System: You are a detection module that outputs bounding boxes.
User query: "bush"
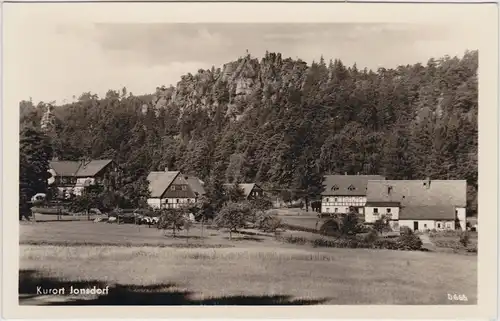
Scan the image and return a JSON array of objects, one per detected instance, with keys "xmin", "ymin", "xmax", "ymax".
[
  {"xmin": 340, "ymin": 213, "xmax": 360, "ymax": 236},
  {"xmin": 397, "ymin": 230, "xmax": 423, "ymax": 250},
  {"xmin": 459, "ymin": 232, "xmax": 470, "ymax": 247},
  {"xmin": 281, "ymin": 235, "xmax": 308, "ymax": 245},
  {"xmin": 362, "ymin": 229, "xmax": 379, "ymax": 243},
  {"xmin": 319, "ymin": 219, "xmax": 340, "ymax": 237},
  {"xmin": 281, "ymin": 223, "xmax": 320, "ymax": 234},
  {"xmin": 467, "ymin": 246, "xmax": 478, "ymax": 253},
  {"xmin": 256, "ymin": 210, "xmax": 283, "ymax": 235}
]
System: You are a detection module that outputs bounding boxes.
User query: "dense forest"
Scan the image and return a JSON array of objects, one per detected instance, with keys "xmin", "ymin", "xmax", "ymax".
[{"xmin": 19, "ymin": 50, "xmax": 478, "ymax": 215}]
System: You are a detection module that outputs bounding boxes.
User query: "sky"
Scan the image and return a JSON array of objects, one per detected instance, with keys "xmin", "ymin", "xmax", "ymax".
[{"xmin": 7, "ymin": 20, "xmax": 480, "ymax": 105}]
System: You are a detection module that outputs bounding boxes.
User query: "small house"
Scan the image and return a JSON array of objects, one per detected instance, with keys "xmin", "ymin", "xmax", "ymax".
[
  {"xmin": 147, "ymin": 170, "xmax": 206, "ymax": 209},
  {"xmin": 223, "ymin": 183, "xmax": 264, "ymax": 200}
]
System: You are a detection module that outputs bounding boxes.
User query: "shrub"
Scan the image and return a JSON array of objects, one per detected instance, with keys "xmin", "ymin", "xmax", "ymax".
[
  {"xmin": 459, "ymin": 232, "xmax": 470, "ymax": 247},
  {"xmin": 467, "ymin": 246, "xmax": 478, "ymax": 253},
  {"xmin": 319, "ymin": 219, "xmax": 340, "ymax": 237},
  {"xmin": 281, "ymin": 235, "xmax": 308, "ymax": 245},
  {"xmin": 214, "ymin": 201, "xmax": 253, "ymax": 240},
  {"xmin": 340, "ymin": 212, "xmax": 360, "ymax": 236},
  {"xmin": 256, "ymin": 210, "xmax": 283, "ymax": 235},
  {"xmin": 281, "ymin": 223, "xmax": 319, "ymax": 234},
  {"xmin": 399, "ymin": 226, "xmax": 413, "ymax": 235},
  {"xmin": 397, "ymin": 230, "xmax": 423, "ymax": 250},
  {"xmin": 362, "ymin": 229, "xmax": 379, "ymax": 243}
]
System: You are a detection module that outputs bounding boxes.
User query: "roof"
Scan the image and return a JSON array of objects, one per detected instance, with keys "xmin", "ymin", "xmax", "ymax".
[
  {"xmin": 49, "ymin": 159, "xmax": 114, "ymax": 177},
  {"xmin": 366, "ymin": 180, "xmax": 467, "ymax": 207},
  {"xmin": 365, "ymin": 201, "xmax": 401, "ymax": 207},
  {"xmin": 399, "ymin": 206, "xmax": 456, "ymax": 220},
  {"xmin": 49, "ymin": 161, "xmax": 81, "ymax": 176},
  {"xmin": 322, "ymin": 175, "xmax": 386, "ymax": 196},
  {"xmin": 147, "ymin": 171, "xmax": 180, "ymax": 198},
  {"xmin": 75, "ymin": 159, "xmax": 113, "ymax": 177},
  {"xmin": 223, "ymin": 183, "xmax": 261, "ymax": 198},
  {"xmin": 186, "ymin": 176, "xmax": 206, "ymax": 196}
]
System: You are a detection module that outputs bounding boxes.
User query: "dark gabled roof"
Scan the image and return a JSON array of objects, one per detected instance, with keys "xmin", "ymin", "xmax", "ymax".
[
  {"xmin": 399, "ymin": 206, "xmax": 456, "ymax": 220},
  {"xmin": 365, "ymin": 201, "xmax": 401, "ymax": 207},
  {"xmin": 223, "ymin": 183, "xmax": 261, "ymax": 198},
  {"xmin": 322, "ymin": 175, "xmax": 386, "ymax": 196},
  {"xmin": 49, "ymin": 161, "xmax": 81, "ymax": 176},
  {"xmin": 186, "ymin": 176, "xmax": 206, "ymax": 196},
  {"xmin": 49, "ymin": 159, "xmax": 114, "ymax": 177},
  {"xmin": 147, "ymin": 171, "xmax": 180, "ymax": 198},
  {"xmin": 75, "ymin": 159, "xmax": 113, "ymax": 177},
  {"xmin": 366, "ymin": 180, "xmax": 467, "ymax": 207}
]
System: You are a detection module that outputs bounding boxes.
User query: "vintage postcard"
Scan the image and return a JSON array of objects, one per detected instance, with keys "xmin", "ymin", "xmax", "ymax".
[{"xmin": 2, "ymin": 1, "xmax": 498, "ymax": 319}]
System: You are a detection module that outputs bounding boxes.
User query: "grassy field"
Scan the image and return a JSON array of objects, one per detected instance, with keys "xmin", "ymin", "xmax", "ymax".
[{"xmin": 19, "ymin": 220, "xmax": 477, "ymax": 305}]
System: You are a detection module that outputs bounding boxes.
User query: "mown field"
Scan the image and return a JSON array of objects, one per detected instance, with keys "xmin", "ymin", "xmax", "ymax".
[{"xmin": 19, "ymin": 218, "xmax": 477, "ymax": 305}]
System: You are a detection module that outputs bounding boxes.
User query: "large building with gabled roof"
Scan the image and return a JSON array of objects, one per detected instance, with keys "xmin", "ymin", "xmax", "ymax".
[
  {"xmin": 321, "ymin": 174, "xmax": 386, "ymax": 215},
  {"xmin": 365, "ymin": 178, "xmax": 467, "ymax": 231},
  {"xmin": 147, "ymin": 170, "xmax": 206, "ymax": 209},
  {"xmin": 48, "ymin": 159, "xmax": 118, "ymax": 197}
]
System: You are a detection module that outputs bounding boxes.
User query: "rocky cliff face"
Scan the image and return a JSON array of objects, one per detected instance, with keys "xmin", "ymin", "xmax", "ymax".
[{"xmin": 151, "ymin": 53, "xmax": 311, "ymax": 122}]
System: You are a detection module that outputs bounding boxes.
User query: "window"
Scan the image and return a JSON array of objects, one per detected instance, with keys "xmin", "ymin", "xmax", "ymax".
[
  {"xmin": 176, "ymin": 199, "xmax": 179, "ymax": 203},
  {"xmin": 171, "ymin": 185, "xmax": 176, "ymax": 191},
  {"xmin": 446, "ymin": 222, "xmax": 452, "ymax": 229},
  {"xmin": 424, "ymin": 224, "xmax": 427, "ymax": 228},
  {"xmin": 326, "ymin": 208, "xmax": 330, "ymax": 213},
  {"xmin": 334, "ymin": 198, "xmax": 338, "ymax": 202},
  {"xmin": 373, "ymin": 208, "xmax": 379, "ymax": 214},
  {"xmin": 347, "ymin": 185, "xmax": 355, "ymax": 191},
  {"xmin": 326, "ymin": 198, "xmax": 329, "ymax": 202},
  {"xmin": 181, "ymin": 185, "xmax": 187, "ymax": 191},
  {"xmin": 386, "ymin": 208, "xmax": 391, "ymax": 214},
  {"xmin": 332, "ymin": 185, "xmax": 339, "ymax": 191},
  {"xmin": 334, "ymin": 208, "xmax": 338, "ymax": 213},
  {"xmin": 437, "ymin": 223, "xmax": 442, "ymax": 228}
]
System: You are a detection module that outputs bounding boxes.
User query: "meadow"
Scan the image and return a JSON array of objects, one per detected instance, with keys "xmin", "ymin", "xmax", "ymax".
[{"xmin": 19, "ymin": 217, "xmax": 477, "ymax": 305}]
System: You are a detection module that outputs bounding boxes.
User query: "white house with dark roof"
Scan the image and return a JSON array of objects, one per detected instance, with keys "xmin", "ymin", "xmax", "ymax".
[
  {"xmin": 147, "ymin": 170, "xmax": 206, "ymax": 209},
  {"xmin": 321, "ymin": 174, "xmax": 386, "ymax": 215},
  {"xmin": 48, "ymin": 159, "xmax": 117, "ymax": 196},
  {"xmin": 365, "ymin": 178, "xmax": 467, "ymax": 231}
]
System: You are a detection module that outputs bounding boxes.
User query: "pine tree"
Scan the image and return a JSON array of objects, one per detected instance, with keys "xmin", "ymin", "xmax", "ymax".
[{"xmin": 19, "ymin": 127, "xmax": 53, "ymax": 220}]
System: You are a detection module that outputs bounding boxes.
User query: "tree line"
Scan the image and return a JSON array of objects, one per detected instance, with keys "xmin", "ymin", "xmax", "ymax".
[{"xmin": 19, "ymin": 50, "xmax": 478, "ymax": 216}]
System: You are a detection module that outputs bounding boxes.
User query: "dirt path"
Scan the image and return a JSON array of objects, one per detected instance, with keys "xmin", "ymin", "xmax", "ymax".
[{"xmin": 419, "ymin": 233, "xmax": 437, "ymax": 251}]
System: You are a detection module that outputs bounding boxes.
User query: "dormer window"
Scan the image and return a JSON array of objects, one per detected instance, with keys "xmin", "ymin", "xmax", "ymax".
[
  {"xmin": 332, "ymin": 185, "xmax": 339, "ymax": 191},
  {"xmin": 347, "ymin": 185, "xmax": 355, "ymax": 191}
]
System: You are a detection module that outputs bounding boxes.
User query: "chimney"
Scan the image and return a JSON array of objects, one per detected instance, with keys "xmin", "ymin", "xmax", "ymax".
[
  {"xmin": 345, "ymin": 172, "xmax": 347, "ymax": 176},
  {"xmin": 357, "ymin": 172, "xmax": 360, "ymax": 175},
  {"xmin": 165, "ymin": 167, "xmax": 169, "ymax": 172}
]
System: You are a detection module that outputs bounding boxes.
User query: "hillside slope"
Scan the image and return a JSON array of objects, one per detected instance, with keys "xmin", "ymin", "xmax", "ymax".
[{"xmin": 19, "ymin": 50, "xmax": 478, "ymax": 213}]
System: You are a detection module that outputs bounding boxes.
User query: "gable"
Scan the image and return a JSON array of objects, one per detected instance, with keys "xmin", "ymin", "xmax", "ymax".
[{"xmin": 147, "ymin": 171, "xmax": 180, "ymax": 198}]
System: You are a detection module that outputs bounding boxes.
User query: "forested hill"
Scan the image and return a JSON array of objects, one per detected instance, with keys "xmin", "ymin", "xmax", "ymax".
[{"xmin": 19, "ymin": 50, "xmax": 478, "ymax": 212}]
